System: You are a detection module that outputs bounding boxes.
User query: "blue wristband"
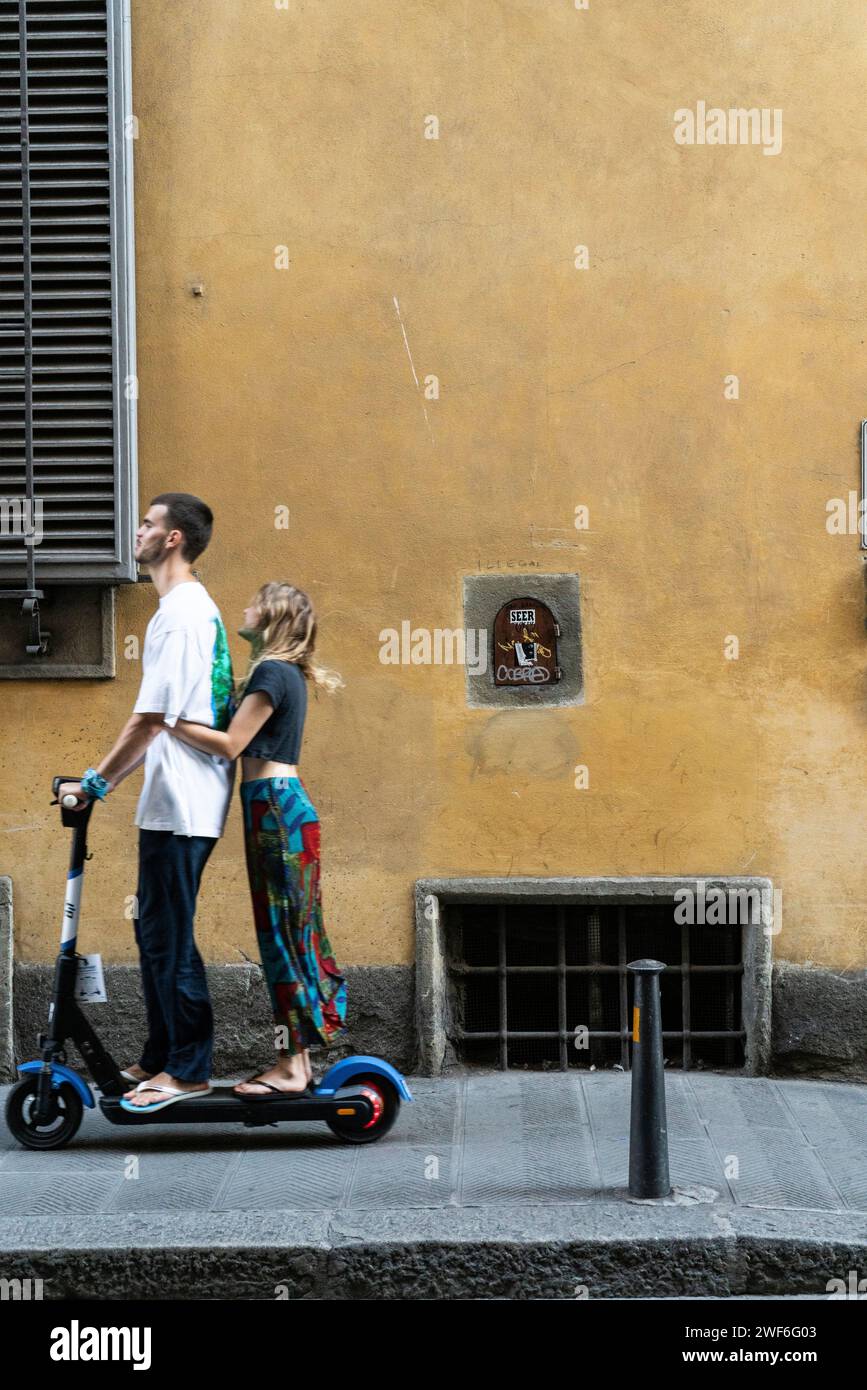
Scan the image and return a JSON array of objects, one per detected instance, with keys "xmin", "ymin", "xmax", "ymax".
[{"xmin": 80, "ymin": 768, "xmax": 110, "ymax": 800}]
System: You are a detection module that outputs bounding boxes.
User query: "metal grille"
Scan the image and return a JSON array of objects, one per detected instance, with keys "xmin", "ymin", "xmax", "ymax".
[
  {"xmin": 0, "ymin": 0, "xmax": 135, "ymax": 579},
  {"xmin": 448, "ymin": 901, "xmax": 745, "ymax": 1071}
]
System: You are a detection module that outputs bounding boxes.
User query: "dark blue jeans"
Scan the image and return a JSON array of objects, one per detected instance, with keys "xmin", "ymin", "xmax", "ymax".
[{"xmin": 134, "ymin": 829, "xmax": 217, "ymax": 1083}]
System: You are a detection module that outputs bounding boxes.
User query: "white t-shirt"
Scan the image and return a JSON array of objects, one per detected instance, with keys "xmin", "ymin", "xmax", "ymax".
[{"xmin": 133, "ymin": 580, "xmax": 236, "ymax": 837}]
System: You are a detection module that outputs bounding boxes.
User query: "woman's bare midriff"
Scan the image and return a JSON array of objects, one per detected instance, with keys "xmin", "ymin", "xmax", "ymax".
[{"xmin": 241, "ymin": 755, "xmax": 299, "ymax": 783}]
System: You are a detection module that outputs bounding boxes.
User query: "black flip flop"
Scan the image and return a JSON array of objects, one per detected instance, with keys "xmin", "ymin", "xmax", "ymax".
[{"xmin": 233, "ymin": 1076, "xmax": 314, "ymax": 1101}]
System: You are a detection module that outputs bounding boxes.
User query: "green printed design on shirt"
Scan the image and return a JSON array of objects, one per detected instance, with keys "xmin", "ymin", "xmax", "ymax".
[{"xmin": 210, "ymin": 617, "xmax": 235, "ymax": 731}]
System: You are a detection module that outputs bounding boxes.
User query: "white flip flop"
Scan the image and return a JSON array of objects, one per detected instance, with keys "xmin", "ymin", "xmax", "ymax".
[{"xmin": 119, "ymin": 1081, "xmax": 212, "ymax": 1114}]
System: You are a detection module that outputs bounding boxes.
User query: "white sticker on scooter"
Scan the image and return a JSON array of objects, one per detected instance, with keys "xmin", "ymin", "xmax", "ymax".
[
  {"xmin": 75, "ymin": 953, "xmax": 107, "ymax": 1004},
  {"xmin": 61, "ymin": 871, "xmax": 83, "ymax": 946}
]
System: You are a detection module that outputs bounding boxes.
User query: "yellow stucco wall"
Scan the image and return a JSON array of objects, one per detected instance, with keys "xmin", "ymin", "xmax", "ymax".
[{"xmin": 5, "ymin": 1, "xmax": 867, "ymax": 972}]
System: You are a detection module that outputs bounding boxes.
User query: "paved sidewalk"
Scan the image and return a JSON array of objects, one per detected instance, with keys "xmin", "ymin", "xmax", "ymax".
[{"xmin": 1, "ymin": 1071, "xmax": 866, "ymax": 1299}]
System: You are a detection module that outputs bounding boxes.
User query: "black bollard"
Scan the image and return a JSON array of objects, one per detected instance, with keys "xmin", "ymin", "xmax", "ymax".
[{"xmin": 627, "ymin": 958, "xmax": 672, "ymax": 1199}]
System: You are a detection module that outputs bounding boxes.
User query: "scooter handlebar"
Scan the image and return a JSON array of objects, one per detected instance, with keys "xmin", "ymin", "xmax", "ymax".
[
  {"xmin": 52, "ymin": 774, "xmax": 83, "ymax": 798},
  {"xmin": 51, "ymin": 775, "xmax": 96, "ymax": 827}
]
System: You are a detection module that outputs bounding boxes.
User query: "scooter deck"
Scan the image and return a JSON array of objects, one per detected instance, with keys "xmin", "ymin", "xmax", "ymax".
[{"xmin": 99, "ymin": 1084, "xmax": 375, "ymax": 1127}]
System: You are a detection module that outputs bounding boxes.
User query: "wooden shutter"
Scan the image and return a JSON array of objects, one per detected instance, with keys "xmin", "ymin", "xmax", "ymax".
[{"xmin": 0, "ymin": 0, "xmax": 136, "ymax": 582}]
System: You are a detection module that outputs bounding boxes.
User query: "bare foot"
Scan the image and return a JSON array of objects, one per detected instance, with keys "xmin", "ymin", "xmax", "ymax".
[
  {"xmin": 125, "ymin": 1070, "xmax": 210, "ymax": 1106},
  {"xmin": 122, "ymin": 1063, "xmax": 154, "ymax": 1100},
  {"xmin": 234, "ymin": 1052, "xmax": 310, "ymax": 1097}
]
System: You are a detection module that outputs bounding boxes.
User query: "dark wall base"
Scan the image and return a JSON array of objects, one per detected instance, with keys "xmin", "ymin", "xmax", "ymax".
[
  {"xmin": 771, "ymin": 962, "xmax": 867, "ymax": 1082},
  {"xmin": 10, "ymin": 963, "xmax": 416, "ymax": 1082},
  {"xmin": 7, "ymin": 958, "xmax": 867, "ymax": 1084}
]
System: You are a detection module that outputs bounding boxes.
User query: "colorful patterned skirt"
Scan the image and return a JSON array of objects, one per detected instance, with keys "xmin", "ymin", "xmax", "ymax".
[{"xmin": 240, "ymin": 776, "xmax": 349, "ymax": 1054}]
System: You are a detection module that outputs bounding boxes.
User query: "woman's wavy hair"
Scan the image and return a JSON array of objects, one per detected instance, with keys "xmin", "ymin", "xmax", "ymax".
[{"xmin": 234, "ymin": 581, "xmax": 344, "ymax": 700}]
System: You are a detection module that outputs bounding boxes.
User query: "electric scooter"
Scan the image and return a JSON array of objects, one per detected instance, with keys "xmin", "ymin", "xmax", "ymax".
[{"xmin": 4, "ymin": 776, "xmax": 412, "ymax": 1151}]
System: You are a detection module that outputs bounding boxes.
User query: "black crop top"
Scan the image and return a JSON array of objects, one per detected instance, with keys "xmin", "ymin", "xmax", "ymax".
[{"xmin": 241, "ymin": 659, "xmax": 307, "ymax": 764}]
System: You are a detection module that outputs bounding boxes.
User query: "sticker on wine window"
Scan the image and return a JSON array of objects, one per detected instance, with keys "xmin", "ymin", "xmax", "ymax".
[{"xmin": 492, "ymin": 598, "xmax": 561, "ymax": 686}]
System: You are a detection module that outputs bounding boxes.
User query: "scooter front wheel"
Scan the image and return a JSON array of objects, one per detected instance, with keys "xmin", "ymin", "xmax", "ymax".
[
  {"xmin": 5, "ymin": 1076, "xmax": 83, "ymax": 1150},
  {"xmin": 325, "ymin": 1073, "xmax": 400, "ymax": 1144}
]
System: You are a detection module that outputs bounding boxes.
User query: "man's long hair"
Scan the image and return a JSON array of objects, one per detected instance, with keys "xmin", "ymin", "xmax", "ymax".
[{"xmin": 234, "ymin": 581, "xmax": 344, "ymax": 699}]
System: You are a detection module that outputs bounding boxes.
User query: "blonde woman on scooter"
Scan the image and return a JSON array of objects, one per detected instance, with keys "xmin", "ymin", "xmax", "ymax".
[{"xmin": 153, "ymin": 581, "xmax": 348, "ymax": 1099}]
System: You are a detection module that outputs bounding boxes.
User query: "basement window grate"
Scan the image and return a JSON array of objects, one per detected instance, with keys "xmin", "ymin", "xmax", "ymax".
[{"xmin": 447, "ymin": 901, "xmax": 745, "ymax": 1071}]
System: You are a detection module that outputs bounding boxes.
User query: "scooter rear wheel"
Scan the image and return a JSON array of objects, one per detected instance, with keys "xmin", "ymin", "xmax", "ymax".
[
  {"xmin": 5, "ymin": 1076, "xmax": 83, "ymax": 1150},
  {"xmin": 325, "ymin": 1074, "xmax": 400, "ymax": 1144}
]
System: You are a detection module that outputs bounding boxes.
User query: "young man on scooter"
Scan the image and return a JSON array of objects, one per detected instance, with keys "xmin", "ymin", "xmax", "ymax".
[{"xmin": 58, "ymin": 493, "xmax": 235, "ymax": 1113}]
